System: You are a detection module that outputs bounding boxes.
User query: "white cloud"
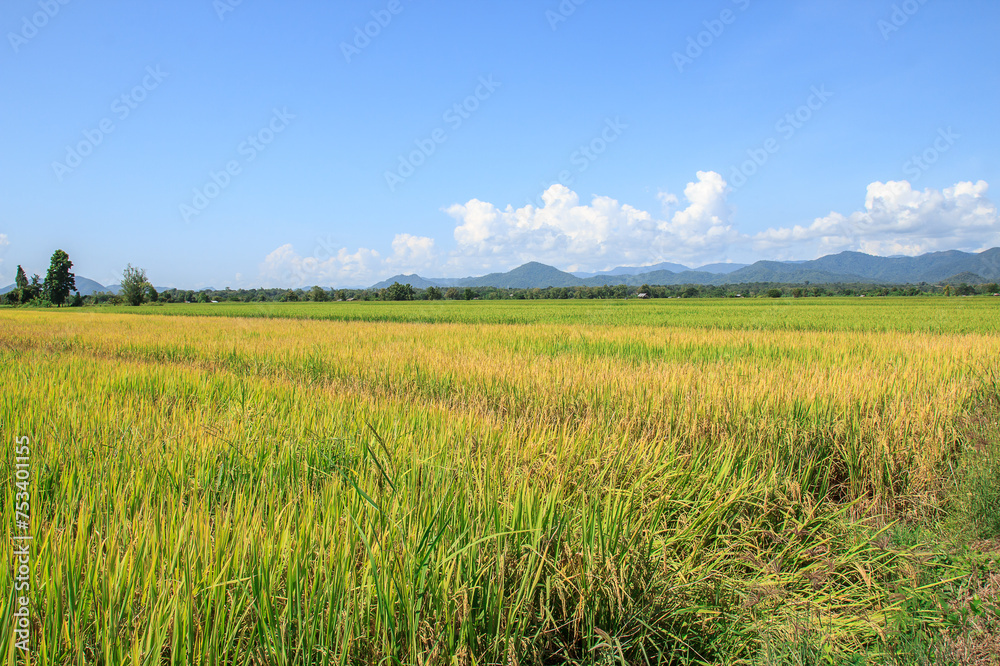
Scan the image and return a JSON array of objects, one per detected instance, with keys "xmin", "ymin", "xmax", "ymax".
[
  {"xmin": 656, "ymin": 170, "xmax": 741, "ymax": 256},
  {"xmin": 444, "ymin": 174, "xmax": 1000, "ymax": 270},
  {"xmin": 752, "ymin": 180, "xmax": 1000, "ymax": 259},
  {"xmin": 445, "ymin": 180, "xmax": 693, "ymax": 271},
  {"xmin": 442, "ymin": 171, "xmax": 740, "ymax": 270},
  {"xmin": 387, "ymin": 233, "xmax": 438, "ymax": 272},
  {"xmin": 258, "ymin": 233, "xmax": 437, "ymax": 287},
  {"xmin": 258, "ymin": 243, "xmax": 383, "ymax": 288},
  {"xmin": 255, "ymin": 175, "xmax": 1000, "ymax": 286}
]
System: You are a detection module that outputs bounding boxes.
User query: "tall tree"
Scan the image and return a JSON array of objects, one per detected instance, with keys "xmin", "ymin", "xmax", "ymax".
[
  {"xmin": 7, "ymin": 265, "xmax": 30, "ymax": 304},
  {"xmin": 121, "ymin": 264, "xmax": 150, "ymax": 306},
  {"xmin": 23, "ymin": 274, "xmax": 43, "ymax": 303},
  {"xmin": 383, "ymin": 282, "xmax": 415, "ymax": 301},
  {"xmin": 44, "ymin": 250, "xmax": 77, "ymax": 306},
  {"xmin": 309, "ymin": 285, "xmax": 329, "ymax": 302}
]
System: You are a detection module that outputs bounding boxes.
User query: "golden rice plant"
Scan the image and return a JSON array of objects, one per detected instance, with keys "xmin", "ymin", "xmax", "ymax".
[{"xmin": 0, "ymin": 302, "xmax": 996, "ymax": 664}]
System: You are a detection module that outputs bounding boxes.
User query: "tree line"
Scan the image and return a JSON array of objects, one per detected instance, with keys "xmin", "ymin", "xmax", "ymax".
[
  {"xmin": 3, "ymin": 250, "xmax": 79, "ymax": 306},
  {"xmin": 2, "ymin": 251, "xmax": 156, "ymax": 307},
  {"xmin": 59, "ymin": 279, "xmax": 1000, "ymax": 307},
  {"xmin": 5, "ymin": 253, "xmax": 997, "ymax": 308}
]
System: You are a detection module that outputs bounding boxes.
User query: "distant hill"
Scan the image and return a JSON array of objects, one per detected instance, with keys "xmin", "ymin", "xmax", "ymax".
[
  {"xmin": 76, "ymin": 277, "xmax": 109, "ymax": 295},
  {"xmin": 370, "ymin": 274, "xmax": 448, "ymax": 290},
  {"xmin": 573, "ymin": 261, "xmax": 691, "ymax": 278},
  {"xmin": 573, "ymin": 262, "xmax": 750, "ymax": 277},
  {"xmin": 367, "ymin": 248, "xmax": 1000, "ymax": 290},
  {"xmin": 0, "ymin": 280, "xmax": 172, "ymax": 296},
  {"xmin": 463, "ymin": 262, "xmax": 581, "ymax": 288},
  {"xmin": 805, "ymin": 248, "xmax": 1000, "ymax": 283},
  {"xmin": 583, "ymin": 269, "xmax": 717, "ymax": 287},
  {"xmin": 942, "ymin": 271, "xmax": 989, "ymax": 285},
  {"xmin": 720, "ymin": 262, "xmax": 867, "ymax": 285},
  {"xmin": 694, "ymin": 262, "xmax": 749, "ymax": 274},
  {"xmin": 373, "ymin": 262, "xmax": 583, "ymax": 290}
]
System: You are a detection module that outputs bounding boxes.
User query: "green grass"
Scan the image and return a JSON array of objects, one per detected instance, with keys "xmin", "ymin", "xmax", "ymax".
[{"xmin": 87, "ymin": 296, "xmax": 1000, "ymax": 334}]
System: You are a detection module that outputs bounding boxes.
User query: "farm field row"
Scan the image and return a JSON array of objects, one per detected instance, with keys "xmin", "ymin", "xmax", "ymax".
[
  {"xmin": 88, "ymin": 295, "xmax": 1000, "ymax": 334},
  {"xmin": 1, "ymin": 303, "xmax": 998, "ymax": 664}
]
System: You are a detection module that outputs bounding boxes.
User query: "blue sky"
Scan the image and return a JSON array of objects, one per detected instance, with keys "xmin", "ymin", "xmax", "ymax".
[{"xmin": 2, "ymin": 0, "xmax": 998, "ymax": 288}]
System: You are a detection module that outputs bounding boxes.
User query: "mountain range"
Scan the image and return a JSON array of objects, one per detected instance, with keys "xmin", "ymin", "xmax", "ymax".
[
  {"xmin": 571, "ymin": 261, "xmax": 748, "ymax": 278},
  {"xmin": 371, "ymin": 248, "xmax": 1000, "ymax": 290},
  {"xmin": 3, "ymin": 248, "xmax": 997, "ymax": 295}
]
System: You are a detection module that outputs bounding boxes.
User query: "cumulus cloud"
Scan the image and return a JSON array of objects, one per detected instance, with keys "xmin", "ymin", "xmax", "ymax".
[
  {"xmin": 259, "ymin": 243, "xmax": 382, "ymax": 288},
  {"xmin": 656, "ymin": 171, "xmax": 741, "ymax": 257},
  {"xmin": 256, "ymin": 174, "xmax": 1000, "ymax": 286},
  {"xmin": 752, "ymin": 180, "xmax": 1000, "ymax": 259},
  {"xmin": 258, "ymin": 233, "xmax": 437, "ymax": 287},
  {"xmin": 387, "ymin": 233, "xmax": 438, "ymax": 272},
  {"xmin": 444, "ymin": 174, "xmax": 999, "ymax": 270},
  {"xmin": 444, "ymin": 172, "xmax": 734, "ymax": 271}
]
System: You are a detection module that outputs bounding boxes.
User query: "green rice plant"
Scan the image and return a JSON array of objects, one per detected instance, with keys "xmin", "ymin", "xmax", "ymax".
[{"xmin": 1, "ymin": 301, "xmax": 998, "ymax": 664}]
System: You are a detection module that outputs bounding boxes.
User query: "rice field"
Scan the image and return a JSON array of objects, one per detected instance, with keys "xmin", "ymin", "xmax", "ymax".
[
  {"xmin": 96, "ymin": 296, "xmax": 1000, "ymax": 334},
  {"xmin": 1, "ymin": 299, "xmax": 998, "ymax": 664}
]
